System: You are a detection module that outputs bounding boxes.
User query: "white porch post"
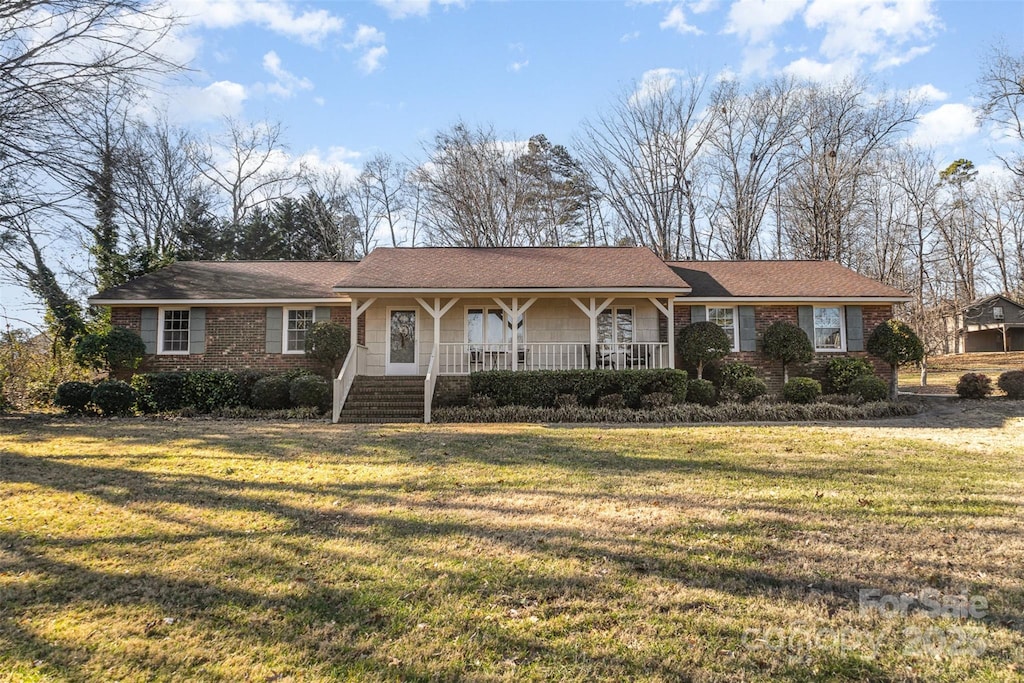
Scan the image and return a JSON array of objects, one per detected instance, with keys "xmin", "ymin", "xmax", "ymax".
[
  {"xmin": 571, "ymin": 297, "xmax": 614, "ymax": 370},
  {"xmin": 415, "ymin": 296, "xmax": 459, "ymax": 371},
  {"xmin": 511, "ymin": 298, "xmax": 518, "ymax": 371},
  {"xmin": 668, "ymin": 297, "xmax": 675, "ymax": 369},
  {"xmin": 350, "ymin": 299, "xmax": 357, "ymax": 363}
]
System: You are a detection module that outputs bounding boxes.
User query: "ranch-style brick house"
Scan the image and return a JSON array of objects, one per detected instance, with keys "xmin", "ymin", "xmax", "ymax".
[{"xmin": 89, "ymin": 246, "xmax": 911, "ymax": 422}]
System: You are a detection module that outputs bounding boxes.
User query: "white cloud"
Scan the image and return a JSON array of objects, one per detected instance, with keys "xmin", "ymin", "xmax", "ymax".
[
  {"xmin": 740, "ymin": 41, "xmax": 777, "ymax": 77},
  {"xmin": 660, "ymin": 5, "xmax": 703, "ymax": 35},
  {"xmin": 905, "ymin": 83, "xmax": 948, "ymax": 104},
  {"xmin": 620, "ymin": 30, "xmax": 641, "ymax": 42},
  {"xmin": 358, "ymin": 46, "xmax": 389, "ymax": 74},
  {"xmin": 782, "ymin": 56, "xmax": 857, "ymax": 82},
  {"xmin": 260, "ymin": 51, "xmax": 313, "ymax": 98},
  {"xmin": 725, "ymin": 0, "xmax": 806, "ymax": 44},
  {"xmin": 295, "ymin": 146, "xmax": 362, "ymax": 183},
  {"xmin": 908, "ymin": 103, "xmax": 980, "ymax": 147},
  {"xmin": 874, "ymin": 44, "xmax": 933, "ymax": 70},
  {"xmin": 632, "ymin": 68, "xmax": 687, "ymax": 104},
  {"xmin": 170, "ymin": 0, "xmax": 345, "ymax": 46},
  {"xmin": 374, "ymin": 0, "xmax": 464, "ymax": 19},
  {"xmin": 348, "ymin": 24, "xmax": 386, "ymax": 49},
  {"xmin": 689, "ymin": 0, "xmax": 718, "ymax": 13},
  {"xmin": 165, "ymin": 80, "xmax": 248, "ymax": 122},
  {"xmin": 508, "ymin": 60, "xmax": 529, "ymax": 73},
  {"xmin": 804, "ymin": 0, "xmax": 939, "ymax": 61}
]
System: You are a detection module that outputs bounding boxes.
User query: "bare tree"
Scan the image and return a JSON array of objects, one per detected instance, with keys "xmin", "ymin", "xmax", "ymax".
[
  {"xmin": 187, "ymin": 118, "xmax": 305, "ymax": 230},
  {"xmin": 976, "ymin": 177, "xmax": 1024, "ymax": 296},
  {"xmin": 415, "ymin": 122, "xmax": 531, "ymax": 247},
  {"xmin": 976, "ymin": 44, "xmax": 1024, "ymax": 179},
  {"xmin": 707, "ymin": 77, "xmax": 801, "ymax": 259},
  {"xmin": 577, "ymin": 75, "xmax": 714, "ymax": 260},
  {"xmin": 357, "ymin": 153, "xmax": 408, "ymax": 247},
  {"xmin": 782, "ymin": 78, "xmax": 920, "ymax": 263}
]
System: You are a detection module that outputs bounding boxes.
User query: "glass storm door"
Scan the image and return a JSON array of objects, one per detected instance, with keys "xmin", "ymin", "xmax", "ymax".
[{"xmin": 387, "ymin": 309, "xmax": 418, "ymax": 375}]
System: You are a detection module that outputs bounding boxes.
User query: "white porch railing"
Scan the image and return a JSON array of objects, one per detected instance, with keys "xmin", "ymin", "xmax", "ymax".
[
  {"xmin": 437, "ymin": 342, "xmax": 670, "ymax": 375},
  {"xmin": 424, "ymin": 346, "xmax": 438, "ymax": 424},
  {"xmin": 332, "ymin": 343, "xmax": 367, "ymax": 423}
]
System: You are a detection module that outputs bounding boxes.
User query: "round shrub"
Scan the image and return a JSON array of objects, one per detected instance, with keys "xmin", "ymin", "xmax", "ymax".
[
  {"xmin": 289, "ymin": 374, "xmax": 331, "ymax": 409},
  {"xmin": 90, "ymin": 379, "xmax": 136, "ymax": 416},
  {"xmin": 305, "ymin": 321, "xmax": 350, "ymax": 372},
  {"xmin": 131, "ymin": 373, "xmax": 186, "ymax": 413},
  {"xmin": 997, "ymin": 370, "xmax": 1024, "ymax": 399},
  {"xmin": 719, "ymin": 361, "xmax": 757, "ymax": 390},
  {"xmin": 824, "ymin": 357, "xmax": 873, "ymax": 394},
  {"xmin": 783, "ymin": 377, "xmax": 822, "ymax": 404},
  {"xmin": 74, "ymin": 326, "xmax": 146, "ymax": 374},
  {"xmin": 182, "ymin": 371, "xmax": 243, "ymax": 412},
  {"xmin": 54, "ymin": 381, "xmax": 94, "ymax": 414},
  {"xmin": 676, "ymin": 321, "xmax": 731, "ymax": 380},
  {"xmin": 251, "ymin": 375, "xmax": 292, "ymax": 409},
  {"xmin": 686, "ymin": 378, "xmax": 717, "ymax": 406},
  {"xmin": 762, "ymin": 321, "xmax": 813, "ymax": 382},
  {"xmin": 867, "ymin": 319, "xmax": 924, "ymax": 399},
  {"xmin": 734, "ymin": 376, "xmax": 768, "ymax": 403},
  {"xmin": 848, "ymin": 375, "xmax": 888, "ymax": 402},
  {"xmin": 956, "ymin": 373, "xmax": 993, "ymax": 399}
]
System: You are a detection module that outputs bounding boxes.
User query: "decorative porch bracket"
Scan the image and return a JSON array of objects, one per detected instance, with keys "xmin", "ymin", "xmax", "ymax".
[
  {"xmin": 647, "ymin": 296, "xmax": 676, "ymax": 369},
  {"xmin": 415, "ymin": 297, "xmax": 461, "ymax": 373},
  {"xmin": 570, "ymin": 297, "xmax": 614, "ymax": 369},
  {"xmin": 491, "ymin": 297, "xmax": 537, "ymax": 370}
]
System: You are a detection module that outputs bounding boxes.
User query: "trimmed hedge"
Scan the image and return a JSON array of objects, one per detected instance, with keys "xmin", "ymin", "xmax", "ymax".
[
  {"xmin": 131, "ymin": 373, "xmax": 186, "ymax": 413},
  {"xmin": 252, "ymin": 375, "xmax": 292, "ymax": 410},
  {"xmin": 289, "ymin": 374, "xmax": 330, "ymax": 410},
  {"xmin": 433, "ymin": 400, "xmax": 921, "ymax": 424},
  {"xmin": 182, "ymin": 371, "xmax": 244, "ymax": 412},
  {"xmin": 469, "ymin": 369, "xmax": 688, "ymax": 409},
  {"xmin": 54, "ymin": 381, "xmax": 95, "ymax": 414},
  {"xmin": 733, "ymin": 376, "xmax": 768, "ymax": 403},
  {"xmin": 686, "ymin": 378, "xmax": 717, "ymax": 406},
  {"xmin": 783, "ymin": 377, "xmax": 822, "ymax": 404},
  {"xmin": 848, "ymin": 375, "xmax": 888, "ymax": 402},
  {"xmin": 91, "ymin": 380, "xmax": 136, "ymax": 416},
  {"xmin": 997, "ymin": 370, "xmax": 1024, "ymax": 399},
  {"xmin": 824, "ymin": 357, "xmax": 873, "ymax": 394}
]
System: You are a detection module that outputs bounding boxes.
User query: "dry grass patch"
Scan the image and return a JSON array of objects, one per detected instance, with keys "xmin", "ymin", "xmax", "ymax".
[
  {"xmin": 1, "ymin": 412, "xmax": 1023, "ymax": 681},
  {"xmin": 901, "ymin": 352, "xmax": 1024, "ymax": 394}
]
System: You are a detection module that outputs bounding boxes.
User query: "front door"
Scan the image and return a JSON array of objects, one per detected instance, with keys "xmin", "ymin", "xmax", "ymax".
[{"xmin": 386, "ymin": 308, "xmax": 419, "ymax": 375}]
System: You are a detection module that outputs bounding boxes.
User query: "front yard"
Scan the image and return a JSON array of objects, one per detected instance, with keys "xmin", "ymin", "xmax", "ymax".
[{"xmin": 1, "ymin": 406, "xmax": 1023, "ymax": 681}]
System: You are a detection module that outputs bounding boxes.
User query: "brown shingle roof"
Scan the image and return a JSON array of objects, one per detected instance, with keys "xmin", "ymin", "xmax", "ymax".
[
  {"xmin": 89, "ymin": 261, "xmax": 357, "ymax": 302},
  {"xmin": 667, "ymin": 261, "xmax": 910, "ymax": 299},
  {"xmin": 334, "ymin": 247, "xmax": 690, "ymax": 291}
]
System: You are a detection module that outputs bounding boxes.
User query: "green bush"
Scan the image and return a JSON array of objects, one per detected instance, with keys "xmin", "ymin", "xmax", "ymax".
[
  {"xmin": 305, "ymin": 321, "xmax": 350, "ymax": 372},
  {"xmin": 998, "ymin": 370, "xmax": 1024, "ymax": 399},
  {"xmin": 236, "ymin": 369, "xmax": 272, "ymax": 407},
  {"xmin": 54, "ymin": 381, "xmax": 95, "ymax": 414},
  {"xmin": 90, "ymin": 379, "xmax": 136, "ymax": 416},
  {"xmin": 783, "ymin": 377, "xmax": 821, "ymax": 404},
  {"xmin": 824, "ymin": 357, "xmax": 873, "ymax": 394},
  {"xmin": 289, "ymin": 374, "xmax": 330, "ymax": 410},
  {"xmin": 686, "ymin": 378, "xmax": 717, "ymax": 406},
  {"xmin": 848, "ymin": 375, "xmax": 888, "ymax": 402},
  {"xmin": 554, "ymin": 393, "xmax": 578, "ymax": 408},
  {"xmin": 719, "ymin": 362, "xmax": 757, "ymax": 389},
  {"xmin": 762, "ymin": 321, "xmax": 813, "ymax": 383},
  {"xmin": 867, "ymin": 319, "xmax": 924, "ymax": 400},
  {"xmin": 74, "ymin": 326, "xmax": 146, "ymax": 374},
  {"xmin": 469, "ymin": 369, "xmax": 688, "ymax": 409},
  {"xmin": 182, "ymin": 371, "xmax": 243, "ymax": 412},
  {"xmin": 251, "ymin": 375, "xmax": 292, "ymax": 409},
  {"xmin": 131, "ymin": 373, "xmax": 186, "ymax": 413},
  {"xmin": 733, "ymin": 376, "xmax": 768, "ymax": 403},
  {"xmin": 956, "ymin": 373, "xmax": 993, "ymax": 399},
  {"xmin": 676, "ymin": 321, "xmax": 731, "ymax": 380}
]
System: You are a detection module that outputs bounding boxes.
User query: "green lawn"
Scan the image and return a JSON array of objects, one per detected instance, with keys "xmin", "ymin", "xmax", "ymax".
[{"xmin": 1, "ymin": 414, "xmax": 1022, "ymax": 681}]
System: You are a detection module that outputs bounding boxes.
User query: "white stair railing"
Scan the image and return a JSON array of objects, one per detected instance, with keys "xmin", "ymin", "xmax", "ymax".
[{"xmin": 332, "ymin": 343, "xmax": 365, "ymax": 423}]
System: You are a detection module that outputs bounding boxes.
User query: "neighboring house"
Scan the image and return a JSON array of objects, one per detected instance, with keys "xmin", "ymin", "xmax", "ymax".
[
  {"xmin": 953, "ymin": 294, "xmax": 1024, "ymax": 353},
  {"xmin": 89, "ymin": 247, "xmax": 910, "ymax": 422}
]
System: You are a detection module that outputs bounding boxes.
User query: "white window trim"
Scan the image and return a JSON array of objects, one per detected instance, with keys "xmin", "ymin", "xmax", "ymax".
[
  {"xmin": 705, "ymin": 304, "xmax": 739, "ymax": 353},
  {"xmin": 993, "ymin": 306, "xmax": 1005, "ymax": 320},
  {"xmin": 157, "ymin": 307, "xmax": 191, "ymax": 356},
  {"xmin": 283, "ymin": 307, "xmax": 315, "ymax": 355},
  {"xmin": 597, "ymin": 306, "xmax": 635, "ymax": 344},
  {"xmin": 813, "ymin": 305, "xmax": 846, "ymax": 353},
  {"xmin": 463, "ymin": 305, "xmax": 526, "ymax": 345}
]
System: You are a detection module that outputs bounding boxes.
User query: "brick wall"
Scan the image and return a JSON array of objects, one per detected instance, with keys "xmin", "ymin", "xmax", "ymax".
[
  {"xmin": 671, "ymin": 303, "xmax": 894, "ymax": 392},
  {"xmin": 111, "ymin": 305, "xmax": 365, "ymax": 373}
]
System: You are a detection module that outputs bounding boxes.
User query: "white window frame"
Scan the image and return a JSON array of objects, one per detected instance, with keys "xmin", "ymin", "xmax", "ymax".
[
  {"xmin": 283, "ymin": 307, "xmax": 315, "ymax": 354},
  {"xmin": 156, "ymin": 307, "xmax": 191, "ymax": 356},
  {"xmin": 597, "ymin": 306, "xmax": 635, "ymax": 344},
  {"xmin": 813, "ymin": 305, "xmax": 846, "ymax": 352},
  {"xmin": 993, "ymin": 305, "xmax": 1005, "ymax": 320},
  {"xmin": 464, "ymin": 305, "xmax": 526, "ymax": 346},
  {"xmin": 706, "ymin": 305, "xmax": 739, "ymax": 352}
]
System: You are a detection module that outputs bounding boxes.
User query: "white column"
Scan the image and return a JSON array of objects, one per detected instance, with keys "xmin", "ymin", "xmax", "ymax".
[
  {"xmin": 668, "ymin": 297, "xmax": 675, "ymax": 369},
  {"xmin": 511, "ymin": 297, "xmax": 518, "ymax": 371}
]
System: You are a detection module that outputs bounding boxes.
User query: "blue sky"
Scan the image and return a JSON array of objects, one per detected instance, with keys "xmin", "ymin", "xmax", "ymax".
[{"xmin": 2, "ymin": 0, "xmax": 1024, "ymax": 330}]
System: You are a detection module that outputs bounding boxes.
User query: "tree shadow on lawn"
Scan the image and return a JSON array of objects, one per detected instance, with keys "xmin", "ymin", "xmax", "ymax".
[{"xmin": 2, "ymin": 439, "xmax": 1021, "ymax": 678}]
